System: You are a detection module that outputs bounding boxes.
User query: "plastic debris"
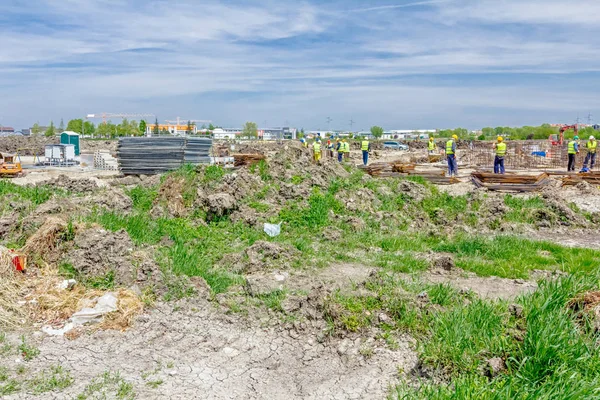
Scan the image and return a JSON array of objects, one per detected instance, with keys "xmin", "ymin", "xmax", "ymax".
[
  {"xmin": 58, "ymin": 279, "xmax": 77, "ymax": 291},
  {"xmin": 41, "ymin": 292, "xmax": 118, "ymax": 336},
  {"xmin": 264, "ymin": 222, "xmax": 281, "ymax": 237}
]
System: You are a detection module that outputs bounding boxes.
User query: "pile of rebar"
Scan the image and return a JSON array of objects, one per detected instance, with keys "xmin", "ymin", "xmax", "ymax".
[
  {"xmin": 471, "ymin": 171, "xmax": 551, "ymax": 192},
  {"xmin": 232, "ymin": 154, "xmax": 266, "ymax": 167},
  {"xmin": 117, "ymin": 136, "xmax": 213, "ymax": 175},
  {"xmin": 360, "ymin": 161, "xmax": 460, "ymax": 184},
  {"xmin": 561, "ymin": 172, "xmax": 600, "ymax": 186}
]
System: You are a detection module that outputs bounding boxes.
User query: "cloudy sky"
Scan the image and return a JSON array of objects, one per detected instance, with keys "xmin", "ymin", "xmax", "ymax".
[{"xmin": 1, "ymin": 0, "xmax": 599, "ymax": 130}]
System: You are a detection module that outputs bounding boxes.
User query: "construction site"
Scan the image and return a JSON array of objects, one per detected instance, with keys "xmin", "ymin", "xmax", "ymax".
[{"xmin": 1, "ymin": 134, "xmax": 600, "ymax": 399}]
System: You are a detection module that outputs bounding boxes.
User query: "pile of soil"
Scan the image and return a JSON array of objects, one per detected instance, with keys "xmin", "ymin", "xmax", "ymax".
[
  {"xmin": 0, "ymin": 135, "xmax": 55, "ymax": 155},
  {"xmin": 38, "ymin": 175, "xmax": 99, "ymax": 193},
  {"xmin": 80, "ymin": 140, "xmax": 117, "ymax": 153},
  {"xmin": 219, "ymin": 241, "xmax": 300, "ymax": 274},
  {"xmin": 65, "ymin": 227, "xmax": 162, "ymax": 290}
]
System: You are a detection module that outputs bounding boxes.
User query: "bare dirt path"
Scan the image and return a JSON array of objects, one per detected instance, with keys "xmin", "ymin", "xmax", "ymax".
[{"xmin": 5, "ymin": 298, "xmax": 417, "ymax": 400}]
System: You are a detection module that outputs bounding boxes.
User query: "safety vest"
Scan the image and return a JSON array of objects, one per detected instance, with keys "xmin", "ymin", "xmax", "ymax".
[
  {"xmin": 568, "ymin": 141, "xmax": 577, "ymax": 155},
  {"xmin": 446, "ymin": 140, "xmax": 455, "ymax": 155},
  {"xmin": 587, "ymin": 140, "xmax": 597, "ymax": 153},
  {"xmin": 361, "ymin": 140, "xmax": 369, "ymax": 151},
  {"xmin": 428, "ymin": 141, "xmax": 436, "ymax": 151},
  {"xmin": 496, "ymin": 142, "xmax": 507, "ymax": 156},
  {"xmin": 313, "ymin": 142, "xmax": 321, "ymax": 153}
]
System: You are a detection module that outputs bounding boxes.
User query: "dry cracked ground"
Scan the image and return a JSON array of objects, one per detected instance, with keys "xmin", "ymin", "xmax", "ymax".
[{"xmin": 3, "ymin": 141, "xmax": 600, "ymax": 399}]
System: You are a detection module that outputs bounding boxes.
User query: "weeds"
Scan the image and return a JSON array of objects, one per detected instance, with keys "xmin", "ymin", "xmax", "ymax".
[
  {"xmin": 77, "ymin": 371, "xmax": 135, "ymax": 400},
  {"xmin": 29, "ymin": 365, "xmax": 74, "ymax": 394},
  {"xmin": 127, "ymin": 186, "xmax": 158, "ymax": 212},
  {"xmin": 18, "ymin": 336, "xmax": 39, "ymax": 361},
  {"xmin": 0, "ymin": 180, "xmax": 57, "ymax": 205}
]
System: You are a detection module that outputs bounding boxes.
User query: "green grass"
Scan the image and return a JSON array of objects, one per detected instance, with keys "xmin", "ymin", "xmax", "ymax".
[
  {"xmin": 203, "ymin": 165, "xmax": 225, "ymax": 183},
  {"xmin": 77, "ymin": 371, "xmax": 135, "ymax": 400},
  {"xmin": 257, "ymin": 290, "xmax": 288, "ymax": 312},
  {"xmin": 395, "ymin": 273, "xmax": 600, "ymax": 399},
  {"xmin": 127, "ymin": 186, "xmax": 157, "ymax": 212},
  {"xmin": 29, "ymin": 366, "xmax": 74, "ymax": 394},
  {"xmin": 58, "ymin": 262, "xmax": 115, "ymax": 290},
  {"xmin": 0, "ymin": 180, "xmax": 57, "ymax": 205},
  {"xmin": 18, "ymin": 336, "xmax": 39, "ymax": 361},
  {"xmin": 279, "ymin": 188, "xmax": 344, "ymax": 230},
  {"xmin": 504, "ymin": 194, "xmax": 547, "ymax": 223}
]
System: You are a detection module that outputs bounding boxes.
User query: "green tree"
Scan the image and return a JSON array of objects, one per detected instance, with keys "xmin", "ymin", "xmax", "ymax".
[
  {"xmin": 31, "ymin": 122, "xmax": 41, "ymax": 136},
  {"xmin": 83, "ymin": 121, "xmax": 95, "ymax": 136},
  {"xmin": 208, "ymin": 123, "xmax": 215, "ymax": 131},
  {"xmin": 186, "ymin": 120, "xmax": 193, "ymax": 135},
  {"xmin": 370, "ymin": 126, "xmax": 384, "ymax": 139},
  {"xmin": 242, "ymin": 121, "xmax": 258, "ymax": 138},
  {"xmin": 139, "ymin": 120, "xmax": 147, "ymax": 135},
  {"xmin": 44, "ymin": 121, "xmax": 55, "ymax": 137},
  {"xmin": 58, "ymin": 118, "xmax": 65, "ymax": 132},
  {"xmin": 96, "ymin": 122, "xmax": 113, "ymax": 138},
  {"xmin": 66, "ymin": 119, "xmax": 83, "ymax": 134}
]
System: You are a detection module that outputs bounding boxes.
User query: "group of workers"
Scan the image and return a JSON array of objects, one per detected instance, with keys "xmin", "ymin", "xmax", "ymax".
[
  {"xmin": 568, "ymin": 135, "xmax": 597, "ymax": 172},
  {"xmin": 301, "ymin": 136, "xmax": 371, "ymax": 165},
  {"xmin": 302, "ymin": 133, "xmax": 598, "ymax": 175}
]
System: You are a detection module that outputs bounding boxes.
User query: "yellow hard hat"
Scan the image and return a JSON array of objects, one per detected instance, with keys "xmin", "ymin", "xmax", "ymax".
[
  {"xmin": 452, "ymin": 135, "xmax": 458, "ymax": 140},
  {"xmin": 429, "ymin": 137, "xmax": 434, "ymax": 141},
  {"xmin": 497, "ymin": 136, "xmax": 503, "ymax": 142},
  {"xmin": 342, "ymin": 139, "xmax": 347, "ymax": 142}
]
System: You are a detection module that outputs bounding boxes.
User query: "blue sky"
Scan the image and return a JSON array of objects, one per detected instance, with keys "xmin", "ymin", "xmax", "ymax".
[{"xmin": 1, "ymin": 0, "xmax": 600, "ymax": 130}]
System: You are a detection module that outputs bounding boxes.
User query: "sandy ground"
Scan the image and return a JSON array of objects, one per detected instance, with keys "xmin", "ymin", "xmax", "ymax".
[{"xmin": 4, "ymin": 298, "xmax": 417, "ymax": 400}]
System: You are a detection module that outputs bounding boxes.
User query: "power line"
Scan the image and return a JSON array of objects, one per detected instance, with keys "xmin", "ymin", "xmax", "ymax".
[
  {"xmin": 326, "ymin": 117, "xmax": 332, "ymax": 131},
  {"xmin": 349, "ymin": 118, "xmax": 355, "ymax": 131}
]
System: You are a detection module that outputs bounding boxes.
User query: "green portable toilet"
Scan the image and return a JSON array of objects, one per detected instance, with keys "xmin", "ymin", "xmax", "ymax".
[{"xmin": 60, "ymin": 131, "xmax": 80, "ymax": 156}]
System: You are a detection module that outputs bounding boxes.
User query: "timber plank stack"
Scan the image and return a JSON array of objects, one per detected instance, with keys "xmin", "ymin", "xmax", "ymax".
[
  {"xmin": 561, "ymin": 172, "xmax": 600, "ymax": 186},
  {"xmin": 471, "ymin": 171, "xmax": 551, "ymax": 192}
]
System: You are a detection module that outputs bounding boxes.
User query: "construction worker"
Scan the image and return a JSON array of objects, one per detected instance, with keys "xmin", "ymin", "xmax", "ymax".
[
  {"xmin": 335, "ymin": 138, "xmax": 342, "ymax": 162},
  {"xmin": 493, "ymin": 136, "xmax": 506, "ymax": 174},
  {"xmin": 583, "ymin": 135, "xmax": 597, "ymax": 171},
  {"xmin": 300, "ymin": 137, "xmax": 308, "ymax": 148},
  {"xmin": 327, "ymin": 138, "xmax": 334, "ymax": 158},
  {"xmin": 361, "ymin": 136, "xmax": 371, "ymax": 166},
  {"xmin": 342, "ymin": 139, "xmax": 350, "ymax": 161},
  {"xmin": 446, "ymin": 135, "xmax": 458, "ymax": 176},
  {"xmin": 427, "ymin": 137, "xmax": 436, "ymax": 154},
  {"xmin": 313, "ymin": 139, "xmax": 322, "ymax": 163},
  {"xmin": 567, "ymin": 135, "xmax": 579, "ymax": 172}
]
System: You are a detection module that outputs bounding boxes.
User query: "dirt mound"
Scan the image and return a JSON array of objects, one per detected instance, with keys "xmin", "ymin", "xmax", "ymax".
[
  {"xmin": 152, "ymin": 175, "xmax": 187, "ymax": 218},
  {"xmin": 66, "ymin": 227, "xmax": 162, "ymax": 290},
  {"xmin": 75, "ymin": 187, "xmax": 133, "ymax": 213},
  {"xmin": 39, "ymin": 174, "xmax": 99, "ymax": 193},
  {"xmin": 21, "ymin": 216, "xmax": 68, "ymax": 262},
  {"xmin": 0, "ymin": 135, "xmax": 55, "ymax": 155},
  {"xmin": 80, "ymin": 140, "xmax": 118, "ymax": 153},
  {"xmin": 220, "ymin": 241, "xmax": 300, "ymax": 274},
  {"xmin": 207, "ymin": 193, "xmax": 237, "ymax": 220}
]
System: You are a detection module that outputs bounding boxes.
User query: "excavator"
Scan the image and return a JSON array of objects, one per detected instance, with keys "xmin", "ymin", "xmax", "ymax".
[
  {"xmin": 549, "ymin": 124, "xmax": 578, "ymax": 146},
  {"xmin": 0, "ymin": 153, "xmax": 23, "ymax": 177}
]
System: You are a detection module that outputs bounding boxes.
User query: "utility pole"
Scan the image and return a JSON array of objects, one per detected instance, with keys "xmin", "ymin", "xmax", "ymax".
[
  {"xmin": 349, "ymin": 118, "xmax": 355, "ymax": 132},
  {"xmin": 326, "ymin": 117, "xmax": 332, "ymax": 132},
  {"xmin": 587, "ymin": 112, "xmax": 593, "ymax": 125}
]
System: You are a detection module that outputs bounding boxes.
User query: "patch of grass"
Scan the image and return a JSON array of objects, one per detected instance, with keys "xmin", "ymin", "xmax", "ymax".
[
  {"xmin": 77, "ymin": 371, "xmax": 135, "ymax": 400},
  {"xmin": 374, "ymin": 253, "xmax": 429, "ymax": 273},
  {"xmin": 29, "ymin": 365, "xmax": 74, "ymax": 394},
  {"xmin": 290, "ymin": 175, "xmax": 306, "ymax": 185},
  {"xmin": 248, "ymin": 201, "xmax": 270, "ymax": 213},
  {"xmin": 0, "ymin": 180, "xmax": 57, "ymax": 205},
  {"xmin": 258, "ymin": 159, "xmax": 272, "ymax": 181},
  {"xmin": 146, "ymin": 379, "xmax": 164, "ymax": 389},
  {"xmin": 280, "ymin": 189, "xmax": 344, "ymax": 230},
  {"xmin": 420, "ymin": 190, "xmax": 468, "ymax": 223},
  {"xmin": 0, "ymin": 378, "xmax": 20, "ymax": 396},
  {"xmin": 127, "ymin": 186, "xmax": 158, "ymax": 212},
  {"xmin": 427, "ymin": 283, "xmax": 462, "ymax": 306},
  {"xmin": 395, "ymin": 273, "xmax": 600, "ymax": 399},
  {"xmin": 0, "ymin": 366, "xmax": 8, "ymax": 381},
  {"xmin": 18, "ymin": 336, "xmax": 39, "ymax": 361},
  {"xmin": 58, "ymin": 262, "xmax": 115, "ymax": 290},
  {"xmin": 203, "ymin": 165, "xmax": 225, "ymax": 183},
  {"xmin": 504, "ymin": 194, "xmax": 547, "ymax": 223},
  {"xmin": 258, "ymin": 290, "xmax": 287, "ymax": 312}
]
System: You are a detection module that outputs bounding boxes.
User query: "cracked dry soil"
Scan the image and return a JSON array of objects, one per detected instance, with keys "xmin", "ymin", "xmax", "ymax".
[{"xmin": 6, "ymin": 299, "xmax": 417, "ymax": 400}]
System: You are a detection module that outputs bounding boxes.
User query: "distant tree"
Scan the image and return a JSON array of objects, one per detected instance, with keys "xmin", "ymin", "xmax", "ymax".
[
  {"xmin": 153, "ymin": 118, "xmax": 160, "ymax": 135},
  {"xmin": 297, "ymin": 132, "xmax": 304, "ymax": 139},
  {"xmin": 370, "ymin": 126, "xmax": 384, "ymax": 139},
  {"xmin": 201, "ymin": 124, "xmax": 206, "ymax": 129},
  {"xmin": 208, "ymin": 123, "xmax": 215, "ymax": 131},
  {"xmin": 31, "ymin": 122, "xmax": 41, "ymax": 136},
  {"xmin": 242, "ymin": 121, "xmax": 258, "ymax": 138},
  {"xmin": 58, "ymin": 118, "xmax": 65, "ymax": 132},
  {"xmin": 66, "ymin": 119, "xmax": 83, "ymax": 134},
  {"xmin": 187, "ymin": 120, "xmax": 193, "ymax": 135},
  {"xmin": 477, "ymin": 134, "xmax": 486, "ymax": 140},
  {"xmin": 96, "ymin": 121, "xmax": 113, "ymax": 138},
  {"xmin": 83, "ymin": 121, "xmax": 95, "ymax": 135},
  {"xmin": 139, "ymin": 120, "xmax": 147, "ymax": 135},
  {"xmin": 45, "ymin": 121, "xmax": 55, "ymax": 137}
]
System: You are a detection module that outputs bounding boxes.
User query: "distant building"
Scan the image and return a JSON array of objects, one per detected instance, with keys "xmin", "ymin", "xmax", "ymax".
[
  {"xmin": 212, "ymin": 128, "xmax": 240, "ymax": 140},
  {"xmin": 0, "ymin": 126, "xmax": 15, "ymax": 134},
  {"xmin": 145, "ymin": 124, "xmax": 198, "ymax": 135},
  {"xmin": 259, "ymin": 127, "xmax": 296, "ymax": 140}
]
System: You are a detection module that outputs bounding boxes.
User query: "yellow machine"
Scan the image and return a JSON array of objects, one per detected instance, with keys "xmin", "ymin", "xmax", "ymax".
[{"xmin": 0, "ymin": 153, "xmax": 23, "ymax": 177}]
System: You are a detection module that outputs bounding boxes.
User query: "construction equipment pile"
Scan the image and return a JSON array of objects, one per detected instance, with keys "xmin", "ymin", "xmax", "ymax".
[
  {"xmin": 471, "ymin": 171, "xmax": 552, "ymax": 192},
  {"xmin": 117, "ymin": 136, "xmax": 212, "ymax": 175},
  {"xmin": 359, "ymin": 161, "xmax": 460, "ymax": 184}
]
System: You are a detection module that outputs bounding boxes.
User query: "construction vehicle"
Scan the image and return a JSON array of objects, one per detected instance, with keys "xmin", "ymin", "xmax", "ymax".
[
  {"xmin": 0, "ymin": 153, "xmax": 23, "ymax": 177},
  {"xmin": 549, "ymin": 125, "xmax": 578, "ymax": 146}
]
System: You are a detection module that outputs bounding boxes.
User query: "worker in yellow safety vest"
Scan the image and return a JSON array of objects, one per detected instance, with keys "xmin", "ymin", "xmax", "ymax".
[
  {"xmin": 493, "ymin": 136, "xmax": 507, "ymax": 174},
  {"xmin": 583, "ymin": 135, "xmax": 597, "ymax": 171},
  {"xmin": 342, "ymin": 139, "xmax": 350, "ymax": 161},
  {"xmin": 361, "ymin": 137, "xmax": 371, "ymax": 166},
  {"xmin": 428, "ymin": 137, "xmax": 436, "ymax": 154},
  {"xmin": 567, "ymin": 135, "xmax": 579, "ymax": 172},
  {"xmin": 446, "ymin": 135, "xmax": 458, "ymax": 176},
  {"xmin": 313, "ymin": 139, "xmax": 322, "ymax": 163}
]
